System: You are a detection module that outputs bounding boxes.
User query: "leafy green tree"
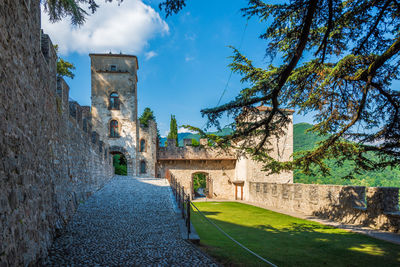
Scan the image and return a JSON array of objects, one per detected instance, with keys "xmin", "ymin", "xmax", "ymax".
[
  {"xmin": 139, "ymin": 107, "xmax": 161, "ymax": 142},
  {"xmin": 193, "ymin": 173, "xmax": 206, "ymax": 194},
  {"xmin": 167, "ymin": 115, "xmax": 178, "ymax": 146},
  {"xmin": 139, "ymin": 107, "xmax": 155, "ymax": 127},
  {"xmin": 54, "ymin": 45, "xmax": 75, "ymax": 79},
  {"xmin": 112, "ymin": 154, "xmax": 127, "ymax": 175},
  {"xmin": 293, "ymin": 123, "xmax": 400, "ymax": 188},
  {"xmin": 191, "ymin": 138, "xmax": 200, "ymax": 147},
  {"xmin": 163, "ymin": 0, "xmax": 400, "ymax": 178}
]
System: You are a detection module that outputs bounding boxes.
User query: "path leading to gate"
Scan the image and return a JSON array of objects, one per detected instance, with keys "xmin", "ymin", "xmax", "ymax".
[{"xmin": 44, "ymin": 176, "xmax": 217, "ymax": 266}]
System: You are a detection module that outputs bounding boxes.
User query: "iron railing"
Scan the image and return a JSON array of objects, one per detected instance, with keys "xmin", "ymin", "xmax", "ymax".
[{"xmin": 170, "ymin": 176, "xmax": 191, "ymax": 239}]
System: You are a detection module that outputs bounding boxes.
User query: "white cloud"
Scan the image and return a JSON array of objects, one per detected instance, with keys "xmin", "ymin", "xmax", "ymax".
[
  {"xmin": 185, "ymin": 55, "xmax": 194, "ymax": 62},
  {"xmin": 178, "ymin": 127, "xmax": 195, "ymax": 134},
  {"xmin": 145, "ymin": 51, "xmax": 157, "ymax": 60},
  {"xmin": 41, "ymin": 1, "xmax": 169, "ymax": 55}
]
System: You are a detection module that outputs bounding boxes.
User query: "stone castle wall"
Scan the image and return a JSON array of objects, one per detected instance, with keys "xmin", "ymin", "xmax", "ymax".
[
  {"xmin": 236, "ymin": 110, "xmax": 294, "ymax": 200},
  {"xmin": 249, "ymin": 182, "xmax": 400, "ymax": 232},
  {"xmin": 138, "ymin": 120, "xmax": 158, "ymax": 177},
  {"xmin": 0, "ymin": 1, "xmax": 114, "ymax": 265},
  {"xmin": 158, "ymin": 139, "xmax": 237, "ymax": 160},
  {"xmin": 160, "ymin": 160, "xmax": 236, "ymax": 199},
  {"xmin": 157, "ymin": 139, "xmax": 237, "ymax": 199}
]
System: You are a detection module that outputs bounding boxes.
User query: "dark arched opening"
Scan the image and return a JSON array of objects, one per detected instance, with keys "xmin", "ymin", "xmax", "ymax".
[
  {"xmin": 109, "ymin": 92, "xmax": 120, "ymax": 110},
  {"xmin": 192, "ymin": 172, "xmax": 211, "ymax": 199},
  {"xmin": 110, "ymin": 120, "xmax": 119, "ymax": 138},
  {"xmin": 111, "ymin": 152, "xmax": 127, "ymax": 175},
  {"xmin": 140, "ymin": 160, "xmax": 147, "ymax": 174},
  {"xmin": 140, "ymin": 139, "xmax": 146, "ymax": 152}
]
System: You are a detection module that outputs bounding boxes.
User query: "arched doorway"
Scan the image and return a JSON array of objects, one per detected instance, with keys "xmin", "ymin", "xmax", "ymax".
[
  {"xmin": 109, "ymin": 146, "xmax": 131, "ymax": 176},
  {"xmin": 111, "ymin": 152, "xmax": 127, "ymax": 175},
  {"xmin": 191, "ymin": 172, "xmax": 212, "ymax": 200}
]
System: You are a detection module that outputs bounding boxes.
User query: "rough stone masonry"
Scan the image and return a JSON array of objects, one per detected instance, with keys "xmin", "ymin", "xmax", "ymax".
[{"xmin": 0, "ymin": 1, "xmax": 113, "ymax": 265}]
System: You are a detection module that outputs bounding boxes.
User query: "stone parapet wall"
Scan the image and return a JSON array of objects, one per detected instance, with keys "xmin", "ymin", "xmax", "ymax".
[
  {"xmin": 0, "ymin": 1, "xmax": 114, "ymax": 265},
  {"xmin": 249, "ymin": 182, "xmax": 400, "ymax": 232},
  {"xmin": 158, "ymin": 139, "xmax": 236, "ymax": 160}
]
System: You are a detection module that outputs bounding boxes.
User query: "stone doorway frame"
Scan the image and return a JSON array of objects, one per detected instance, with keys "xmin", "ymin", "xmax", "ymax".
[
  {"xmin": 191, "ymin": 172, "xmax": 212, "ymax": 200},
  {"xmin": 233, "ymin": 180, "xmax": 244, "ymax": 200},
  {"xmin": 109, "ymin": 146, "xmax": 132, "ymax": 176}
]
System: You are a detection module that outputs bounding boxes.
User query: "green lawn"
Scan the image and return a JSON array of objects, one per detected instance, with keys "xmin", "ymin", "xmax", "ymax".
[{"xmin": 191, "ymin": 202, "xmax": 400, "ymax": 267}]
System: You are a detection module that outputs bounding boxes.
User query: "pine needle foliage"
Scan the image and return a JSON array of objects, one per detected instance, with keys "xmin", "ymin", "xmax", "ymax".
[
  {"xmin": 139, "ymin": 107, "xmax": 156, "ymax": 128},
  {"xmin": 165, "ymin": 0, "xmax": 400, "ymax": 178},
  {"xmin": 41, "ymin": 0, "xmax": 123, "ymax": 25}
]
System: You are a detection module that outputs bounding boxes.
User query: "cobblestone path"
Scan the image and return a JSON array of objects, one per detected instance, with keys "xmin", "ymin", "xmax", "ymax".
[{"xmin": 44, "ymin": 176, "xmax": 217, "ymax": 266}]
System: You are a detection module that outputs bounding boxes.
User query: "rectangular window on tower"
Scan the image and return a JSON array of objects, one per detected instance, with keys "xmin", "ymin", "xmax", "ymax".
[{"xmin": 110, "ymin": 65, "xmax": 116, "ymax": 71}]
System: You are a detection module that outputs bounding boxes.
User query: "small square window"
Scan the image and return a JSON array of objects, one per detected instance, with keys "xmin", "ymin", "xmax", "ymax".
[{"xmin": 110, "ymin": 65, "xmax": 116, "ymax": 71}]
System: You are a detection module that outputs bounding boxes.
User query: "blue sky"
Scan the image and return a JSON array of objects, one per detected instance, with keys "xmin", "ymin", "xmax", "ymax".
[{"xmin": 42, "ymin": 0, "xmax": 315, "ymax": 136}]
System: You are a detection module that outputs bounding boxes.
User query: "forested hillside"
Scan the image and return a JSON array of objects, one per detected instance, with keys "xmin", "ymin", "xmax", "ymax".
[
  {"xmin": 160, "ymin": 123, "xmax": 400, "ymax": 187},
  {"xmin": 159, "ymin": 127, "xmax": 233, "ymax": 146},
  {"xmin": 294, "ymin": 123, "xmax": 400, "ymax": 187}
]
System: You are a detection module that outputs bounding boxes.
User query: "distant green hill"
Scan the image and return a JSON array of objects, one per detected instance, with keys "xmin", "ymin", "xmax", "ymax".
[
  {"xmin": 160, "ymin": 127, "xmax": 233, "ymax": 147},
  {"xmin": 293, "ymin": 123, "xmax": 326, "ymax": 152},
  {"xmin": 293, "ymin": 123, "xmax": 400, "ymax": 187}
]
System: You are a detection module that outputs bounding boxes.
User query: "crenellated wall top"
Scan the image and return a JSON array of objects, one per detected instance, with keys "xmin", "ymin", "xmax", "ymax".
[{"xmin": 158, "ymin": 138, "xmax": 236, "ymax": 160}]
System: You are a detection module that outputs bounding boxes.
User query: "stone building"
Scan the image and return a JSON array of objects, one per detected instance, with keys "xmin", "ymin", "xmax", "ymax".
[
  {"xmin": 90, "ymin": 54, "xmax": 157, "ymax": 177},
  {"xmin": 158, "ymin": 108, "xmax": 294, "ymax": 201},
  {"xmin": 89, "ymin": 53, "xmax": 294, "ymax": 199}
]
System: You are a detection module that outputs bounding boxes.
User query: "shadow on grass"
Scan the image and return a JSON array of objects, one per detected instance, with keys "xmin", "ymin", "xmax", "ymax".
[{"xmin": 191, "ymin": 202, "xmax": 400, "ymax": 267}]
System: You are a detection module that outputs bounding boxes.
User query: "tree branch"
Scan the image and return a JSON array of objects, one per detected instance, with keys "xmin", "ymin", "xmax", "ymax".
[
  {"xmin": 353, "ymin": 0, "xmax": 392, "ymax": 55},
  {"xmin": 315, "ymin": 0, "xmax": 333, "ymax": 63}
]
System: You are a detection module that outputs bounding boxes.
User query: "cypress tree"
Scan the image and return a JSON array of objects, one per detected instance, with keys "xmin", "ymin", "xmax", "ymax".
[{"xmin": 167, "ymin": 115, "xmax": 178, "ymax": 146}]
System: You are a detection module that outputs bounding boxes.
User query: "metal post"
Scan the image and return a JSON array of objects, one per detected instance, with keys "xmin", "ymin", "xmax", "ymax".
[
  {"xmin": 177, "ymin": 183, "xmax": 180, "ymax": 208},
  {"xmin": 186, "ymin": 194, "xmax": 191, "ymax": 239},
  {"xmin": 181, "ymin": 187, "xmax": 185, "ymax": 219}
]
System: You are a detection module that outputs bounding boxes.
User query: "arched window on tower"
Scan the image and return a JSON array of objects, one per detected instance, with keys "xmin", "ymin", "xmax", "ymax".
[
  {"xmin": 140, "ymin": 160, "xmax": 146, "ymax": 174},
  {"xmin": 140, "ymin": 139, "xmax": 146, "ymax": 152},
  {"xmin": 110, "ymin": 120, "xmax": 119, "ymax": 138},
  {"xmin": 109, "ymin": 92, "xmax": 120, "ymax": 110}
]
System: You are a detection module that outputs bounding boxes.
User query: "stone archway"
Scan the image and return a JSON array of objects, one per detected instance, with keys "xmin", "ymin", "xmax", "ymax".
[
  {"xmin": 191, "ymin": 172, "xmax": 212, "ymax": 200},
  {"xmin": 111, "ymin": 152, "xmax": 128, "ymax": 175},
  {"xmin": 109, "ymin": 146, "xmax": 133, "ymax": 176}
]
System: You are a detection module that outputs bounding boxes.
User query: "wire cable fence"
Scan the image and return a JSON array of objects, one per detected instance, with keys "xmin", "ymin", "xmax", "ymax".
[
  {"xmin": 169, "ymin": 176, "xmax": 278, "ymax": 267},
  {"xmin": 170, "ymin": 176, "xmax": 191, "ymax": 239}
]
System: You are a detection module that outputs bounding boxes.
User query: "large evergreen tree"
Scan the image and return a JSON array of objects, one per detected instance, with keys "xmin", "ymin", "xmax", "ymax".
[
  {"xmin": 42, "ymin": 0, "xmax": 123, "ymax": 25},
  {"xmin": 139, "ymin": 107, "xmax": 156, "ymax": 127},
  {"xmin": 167, "ymin": 115, "xmax": 178, "ymax": 146},
  {"xmin": 161, "ymin": 0, "xmax": 400, "ymax": 178}
]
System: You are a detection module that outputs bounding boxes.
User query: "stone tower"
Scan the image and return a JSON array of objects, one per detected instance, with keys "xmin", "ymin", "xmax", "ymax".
[
  {"xmin": 90, "ymin": 53, "xmax": 139, "ymax": 176},
  {"xmin": 90, "ymin": 53, "xmax": 157, "ymax": 177}
]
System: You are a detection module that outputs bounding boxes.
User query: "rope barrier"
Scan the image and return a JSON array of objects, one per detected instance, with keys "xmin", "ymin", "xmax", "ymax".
[{"xmin": 190, "ymin": 201, "xmax": 278, "ymax": 267}]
